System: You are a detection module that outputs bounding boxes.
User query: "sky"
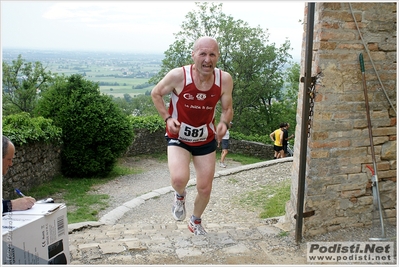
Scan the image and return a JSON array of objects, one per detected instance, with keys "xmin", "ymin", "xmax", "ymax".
[{"xmin": 1, "ymin": 1, "xmax": 306, "ymax": 61}]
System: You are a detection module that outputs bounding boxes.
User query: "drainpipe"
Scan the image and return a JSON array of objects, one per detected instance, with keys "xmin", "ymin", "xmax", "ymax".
[{"xmin": 295, "ymin": 2, "xmax": 315, "ymax": 244}]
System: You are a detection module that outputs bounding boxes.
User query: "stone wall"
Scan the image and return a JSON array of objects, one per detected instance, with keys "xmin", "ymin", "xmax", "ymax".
[
  {"xmin": 229, "ymin": 139, "xmax": 274, "ymax": 159},
  {"xmin": 124, "ymin": 128, "xmax": 274, "ymax": 159},
  {"xmin": 2, "ymin": 142, "xmax": 62, "ymax": 199},
  {"xmin": 285, "ymin": 2, "xmax": 397, "ymax": 237},
  {"xmin": 124, "ymin": 129, "xmax": 167, "ymax": 156},
  {"xmin": 2, "ymin": 129, "xmax": 274, "ymax": 199}
]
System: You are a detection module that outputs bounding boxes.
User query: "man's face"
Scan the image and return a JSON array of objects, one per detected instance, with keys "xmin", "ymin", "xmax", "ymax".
[
  {"xmin": 2, "ymin": 143, "xmax": 15, "ymax": 175},
  {"xmin": 192, "ymin": 39, "xmax": 219, "ymax": 74}
]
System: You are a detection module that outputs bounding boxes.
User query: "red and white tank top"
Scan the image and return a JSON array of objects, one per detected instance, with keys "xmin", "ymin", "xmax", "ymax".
[{"xmin": 166, "ymin": 64, "xmax": 222, "ymax": 146}]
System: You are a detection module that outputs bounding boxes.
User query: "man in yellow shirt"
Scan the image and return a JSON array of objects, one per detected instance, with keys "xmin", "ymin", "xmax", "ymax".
[{"xmin": 269, "ymin": 123, "xmax": 285, "ymax": 159}]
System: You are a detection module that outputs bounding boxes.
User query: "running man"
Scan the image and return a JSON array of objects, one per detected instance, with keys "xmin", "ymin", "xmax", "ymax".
[{"xmin": 151, "ymin": 36, "xmax": 234, "ymax": 235}]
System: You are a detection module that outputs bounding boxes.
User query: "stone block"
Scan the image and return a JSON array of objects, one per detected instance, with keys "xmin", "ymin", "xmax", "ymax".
[
  {"xmin": 122, "ymin": 198, "xmax": 145, "ymax": 209},
  {"xmin": 99, "ymin": 242, "xmax": 125, "ymax": 254},
  {"xmin": 381, "ymin": 140, "xmax": 396, "ymax": 160},
  {"xmin": 124, "ymin": 240, "xmax": 147, "ymax": 251},
  {"xmin": 139, "ymin": 192, "xmax": 161, "ymax": 201},
  {"xmin": 79, "ymin": 243, "xmax": 100, "ymax": 251}
]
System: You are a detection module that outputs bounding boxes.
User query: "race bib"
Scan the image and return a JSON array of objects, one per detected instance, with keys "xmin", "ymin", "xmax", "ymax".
[{"xmin": 178, "ymin": 122, "xmax": 208, "ymax": 143}]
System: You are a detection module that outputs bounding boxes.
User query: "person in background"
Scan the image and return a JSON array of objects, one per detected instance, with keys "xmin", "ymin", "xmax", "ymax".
[
  {"xmin": 218, "ymin": 121, "xmax": 232, "ymax": 168},
  {"xmin": 2, "ymin": 136, "xmax": 36, "ymax": 214},
  {"xmin": 269, "ymin": 123, "xmax": 285, "ymax": 159},
  {"xmin": 281, "ymin": 122, "xmax": 294, "ymax": 158},
  {"xmin": 151, "ymin": 36, "xmax": 234, "ymax": 235}
]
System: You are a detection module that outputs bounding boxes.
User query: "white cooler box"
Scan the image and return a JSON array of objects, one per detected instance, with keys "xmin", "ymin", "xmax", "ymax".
[{"xmin": 2, "ymin": 203, "xmax": 69, "ymax": 264}]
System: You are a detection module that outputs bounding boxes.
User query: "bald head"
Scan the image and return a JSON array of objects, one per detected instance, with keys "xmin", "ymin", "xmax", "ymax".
[
  {"xmin": 193, "ymin": 36, "xmax": 220, "ymax": 55},
  {"xmin": 2, "ymin": 136, "xmax": 15, "ymax": 175},
  {"xmin": 2, "ymin": 136, "xmax": 13, "ymax": 159}
]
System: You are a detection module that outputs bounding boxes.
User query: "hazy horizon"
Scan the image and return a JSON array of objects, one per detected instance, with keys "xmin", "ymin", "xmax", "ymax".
[{"xmin": 1, "ymin": 1, "xmax": 305, "ymax": 61}]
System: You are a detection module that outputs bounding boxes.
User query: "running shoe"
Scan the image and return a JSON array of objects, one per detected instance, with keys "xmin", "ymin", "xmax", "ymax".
[
  {"xmin": 220, "ymin": 162, "xmax": 226, "ymax": 168},
  {"xmin": 188, "ymin": 219, "xmax": 207, "ymax": 235},
  {"xmin": 172, "ymin": 191, "xmax": 186, "ymax": 221}
]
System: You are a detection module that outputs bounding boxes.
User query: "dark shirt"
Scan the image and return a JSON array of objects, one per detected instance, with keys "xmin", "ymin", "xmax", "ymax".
[
  {"xmin": 2, "ymin": 199, "xmax": 12, "ymax": 214},
  {"xmin": 283, "ymin": 129, "xmax": 289, "ymax": 146}
]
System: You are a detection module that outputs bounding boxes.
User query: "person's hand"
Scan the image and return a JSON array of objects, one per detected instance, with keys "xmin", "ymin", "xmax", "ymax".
[
  {"xmin": 11, "ymin": 196, "xmax": 36, "ymax": 211},
  {"xmin": 166, "ymin": 117, "xmax": 181, "ymax": 135},
  {"xmin": 217, "ymin": 141, "xmax": 221, "ymax": 148},
  {"xmin": 216, "ymin": 122, "xmax": 228, "ymax": 143}
]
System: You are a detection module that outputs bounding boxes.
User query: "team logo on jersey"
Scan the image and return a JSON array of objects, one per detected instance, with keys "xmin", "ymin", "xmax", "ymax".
[
  {"xmin": 183, "ymin": 93, "xmax": 195, "ymax": 100},
  {"xmin": 196, "ymin": 93, "xmax": 207, "ymax": 101}
]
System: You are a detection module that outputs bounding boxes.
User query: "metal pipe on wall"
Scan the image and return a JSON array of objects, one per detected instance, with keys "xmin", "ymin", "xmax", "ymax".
[{"xmin": 295, "ymin": 2, "xmax": 315, "ymax": 244}]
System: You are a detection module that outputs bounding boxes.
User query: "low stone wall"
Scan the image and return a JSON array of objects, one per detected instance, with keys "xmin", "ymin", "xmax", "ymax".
[
  {"xmin": 2, "ymin": 142, "xmax": 62, "ymax": 199},
  {"xmin": 2, "ymin": 129, "xmax": 273, "ymax": 199},
  {"xmin": 124, "ymin": 128, "xmax": 274, "ymax": 159},
  {"xmin": 124, "ymin": 129, "xmax": 167, "ymax": 156},
  {"xmin": 229, "ymin": 139, "xmax": 274, "ymax": 159}
]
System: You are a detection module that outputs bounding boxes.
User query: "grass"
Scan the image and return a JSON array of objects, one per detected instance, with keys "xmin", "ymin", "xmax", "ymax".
[
  {"xmin": 237, "ymin": 179, "xmax": 291, "ymax": 219},
  {"xmin": 279, "ymin": 231, "xmax": 289, "ymax": 237},
  {"xmin": 222, "ymin": 153, "xmax": 291, "ymax": 219},
  {"xmin": 221, "ymin": 152, "xmax": 269, "ymax": 165},
  {"xmin": 25, "ymin": 163, "xmax": 141, "ymax": 224}
]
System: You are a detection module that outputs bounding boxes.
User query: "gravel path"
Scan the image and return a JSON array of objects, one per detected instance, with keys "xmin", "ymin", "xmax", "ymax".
[
  {"xmin": 91, "ymin": 156, "xmax": 245, "ymax": 220},
  {"xmin": 92, "ymin": 156, "xmax": 397, "ymax": 242}
]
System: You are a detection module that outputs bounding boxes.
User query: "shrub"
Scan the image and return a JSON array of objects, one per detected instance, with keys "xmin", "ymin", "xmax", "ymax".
[
  {"xmin": 230, "ymin": 131, "xmax": 270, "ymax": 144},
  {"xmin": 2, "ymin": 112, "xmax": 62, "ymax": 146},
  {"xmin": 34, "ymin": 74, "xmax": 134, "ymax": 178},
  {"xmin": 128, "ymin": 115, "xmax": 164, "ymax": 133}
]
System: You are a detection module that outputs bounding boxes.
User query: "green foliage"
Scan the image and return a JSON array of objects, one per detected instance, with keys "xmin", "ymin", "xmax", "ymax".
[
  {"xmin": 274, "ymin": 62, "xmax": 300, "ymax": 132},
  {"xmin": 230, "ymin": 131, "xmax": 270, "ymax": 145},
  {"xmin": 34, "ymin": 74, "xmax": 134, "ymax": 178},
  {"xmin": 2, "ymin": 55, "xmax": 54, "ymax": 115},
  {"xmin": 127, "ymin": 115, "xmax": 165, "ymax": 133},
  {"xmin": 2, "ymin": 112, "xmax": 62, "ymax": 146},
  {"xmin": 112, "ymin": 94, "xmax": 159, "ymax": 116}
]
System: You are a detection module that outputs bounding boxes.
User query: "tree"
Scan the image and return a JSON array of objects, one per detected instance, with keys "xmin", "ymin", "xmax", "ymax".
[
  {"xmin": 112, "ymin": 94, "xmax": 159, "ymax": 116},
  {"xmin": 130, "ymin": 94, "xmax": 159, "ymax": 116},
  {"xmin": 123, "ymin": 93, "xmax": 133, "ymax": 103},
  {"xmin": 284, "ymin": 62, "xmax": 300, "ymax": 123},
  {"xmin": 148, "ymin": 2, "xmax": 297, "ymax": 137},
  {"xmin": 34, "ymin": 74, "xmax": 134, "ymax": 178},
  {"xmin": 2, "ymin": 54, "xmax": 54, "ymax": 115},
  {"xmin": 269, "ymin": 63, "xmax": 300, "ymax": 135}
]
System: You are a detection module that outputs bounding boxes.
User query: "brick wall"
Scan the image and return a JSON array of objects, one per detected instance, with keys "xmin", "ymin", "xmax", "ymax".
[{"xmin": 285, "ymin": 2, "xmax": 397, "ymax": 237}]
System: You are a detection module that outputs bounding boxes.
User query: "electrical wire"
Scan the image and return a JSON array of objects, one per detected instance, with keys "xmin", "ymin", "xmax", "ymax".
[{"xmin": 349, "ymin": 3, "xmax": 397, "ymax": 115}]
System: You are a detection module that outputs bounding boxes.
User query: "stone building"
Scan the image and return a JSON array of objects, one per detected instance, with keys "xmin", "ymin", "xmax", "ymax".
[{"xmin": 286, "ymin": 2, "xmax": 397, "ymax": 237}]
